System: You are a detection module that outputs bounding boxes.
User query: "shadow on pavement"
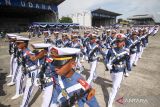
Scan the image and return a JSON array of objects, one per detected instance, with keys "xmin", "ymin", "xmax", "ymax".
[
  {"xmin": 0, "ymin": 103, "xmax": 10, "ymax": 107},
  {"xmin": 29, "ymin": 88, "xmax": 42, "ymax": 107},
  {"xmin": 0, "ymin": 69, "xmax": 7, "ymax": 96},
  {"xmin": 82, "ymin": 68, "xmax": 112, "ymax": 107}
]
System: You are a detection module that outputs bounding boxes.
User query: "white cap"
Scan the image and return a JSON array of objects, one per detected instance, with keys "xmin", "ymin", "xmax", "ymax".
[
  {"xmin": 7, "ymin": 34, "xmax": 18, "ymax": 38},
  {"xmin": 43, "ymin": 31, "xmax": 49, "ymax": 33},
  {"xmin": 16, "ymin": 36, "xmax": 23, "ymax": 38},
  {"xmin": 62, "ymin": 33, "xmax": 68, "ymax": 35},
  {"xmin": 92, "ymin": 34, "xmax": 97, "ymax": 37},
  {"xmin": 31, "ymin": 43, "xmax": 51, "ymax": 49},
  {"xmin": 54, "ymin": 31, "xmax": 59, "ymax": 34},
  {"xmin": 16, "ymin": 37, "xmax": 30, "ymax": 42},
  {"xmin": 50, "ymin": 47, "xmax": 80, "ymax": 56},
  {"xmin": 111, "ymin": 30, "xmax": 116, "ymax": 33},
  {"xmin": 72, "ymin": 35, "xmax": 78, "ymax": 38},
  {"xmin": 106, "ymin": 29, "xmax": 111, "ymax": 32}
]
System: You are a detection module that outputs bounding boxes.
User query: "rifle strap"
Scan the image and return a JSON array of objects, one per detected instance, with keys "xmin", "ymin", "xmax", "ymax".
[
  {"xmin": 88, "ymin": 44, "xmax": 98, "ymax": 56},
  {"xmin": 58, "ymin": 75, "xmax": 70, "ymax": 100},
  {"xmin": 110, "ymin": 49, "xmax": 128, "ymax": 63}
]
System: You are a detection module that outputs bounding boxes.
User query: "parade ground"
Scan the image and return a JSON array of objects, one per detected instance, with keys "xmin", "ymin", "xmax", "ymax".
[{"xmin": 0, "ymin": 30, "xmax": 160, "ymax": 107}]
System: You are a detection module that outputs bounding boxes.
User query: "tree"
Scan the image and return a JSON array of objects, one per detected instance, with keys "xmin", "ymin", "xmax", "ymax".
[{"xmin": 59, "ymin": 17, "xmax": 73, "ymax": 23}]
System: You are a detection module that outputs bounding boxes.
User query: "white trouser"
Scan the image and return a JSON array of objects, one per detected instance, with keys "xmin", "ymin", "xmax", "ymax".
[
  {"xmin": 41, "ymin": 85, "xmax": 54, "ymax": 107},
  {"xmin": 50, "ymin": 103, "xmax": 58, "ymax": 107},
  {"xmin": 81, "ymin": 54, "xmax": 85, "ymax": 61},
  {"xmin": 130, "ymin": 53, "xmax": 137, "ymax": 67},
  {"xmin": 82, "ymin": 47, "xmax": 87, "ymax": 61},
  {"xmin": 10, "ymin": 58, "xmax": 18, "ymax": 83},
  {"xmin": 138, "ymin": 46, "xmax": 144, "ymax": 58},
  {"xmin": 9, "ymin": 54, "xmax": 14, "ymax": 76},
  {"xmin": 134, "ymin": 53, "xmax": 139, "ymax": 65},
  {"xmin": 20, "ymin": 69, "xmax": 38, "ymax": 107},
  {"xmin": 108, "ymin": 72, "xmax": 123, "ymax": 107},
  {"xmin": 76, "ymin": 54, "xmax": 83, "ymax": 73},
  {"xmin": 15, "ymin": 65, "xmax": 24, "ymax": 95},
  {"xmin": 87, "ymin": 60, "xmax": 97, "ymax": 85},
  {"xmin": 84, "ymin": 47, "xmax": 88, "ymax": 61},
  {"xmin": 85, "ymin": 56, "xmax": 88, "ymax": 61},
  {"xmin": 104, "ymin": 49, "xmax": 109, "ymax": 56},
  {"xmin": 81, "ymin": 52, "xmax": 85, "ymax": 61}
]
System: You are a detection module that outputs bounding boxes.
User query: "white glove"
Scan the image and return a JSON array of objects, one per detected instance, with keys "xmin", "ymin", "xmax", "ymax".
[
  {"xmin": 125, "ymin": 48, "xmax": 130, "ymax": 54},
  {"xmin": 26, "ymin": 78, "xmax": 32, "ymax": 87},
  {"xmin": 34, "ymin": 78, "xmax": 41, "ymax": 87},
  {"xmin": 107, "ymin": 64, "xmax": 112, "ymax": 70}
]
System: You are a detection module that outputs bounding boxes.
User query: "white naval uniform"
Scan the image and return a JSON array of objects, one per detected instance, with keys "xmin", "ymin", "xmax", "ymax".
[{"xmin": 87, "ymin": 43, "xmax": 99, "ymax": 85}]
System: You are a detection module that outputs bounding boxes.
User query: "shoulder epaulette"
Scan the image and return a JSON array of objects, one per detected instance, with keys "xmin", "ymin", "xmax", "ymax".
[{"xmin": 78, "ymin": 78, "xmax": 90, "ymax": 90}]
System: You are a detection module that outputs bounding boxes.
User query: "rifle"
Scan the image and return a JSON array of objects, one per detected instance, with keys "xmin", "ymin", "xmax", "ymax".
[
  {"xmin": 128, "ymin": 39, "xmax": 140, "ymax": 49},
  {"xmin": 60, "ymin": 89, "xmax": 92, "ymax": 107},
  {"xmin": 112, "ymin": 55, "xmax": 127, "ymax": 64},
  {"xmin": 108, "ymin": 50, "xmax": 128, "ymax": 70},
  {"xmin": 38, "ymin": 56, "xmax": 47, "ymax": 89},
  {"xmin": 110, "ymin": 38, "xmax": 116, "ymax": 46},
  {"xmin": 17, "ymin": 50, "xmax": 23, "ymax": 66},
  {"xmin": 21, "ymin": 56, "xmax": 28, "ymax": 75},
  {"xmin": 13, "ymin": 46, "xmax": 18, "ymax": 58},
  {"xmin": 83, "ymin": 37, "xmax": 89, "ymax": 47},
  {"xmin": 139, "ymin": 34, "xmax": 147, "ymax": 40},
  {"xmin": 9, "ymin": 43, "xmax": 13, "ymax": 55},
  {"xmin": 55, "ymin": 39, "xmax": 62, "ymax": 47}
]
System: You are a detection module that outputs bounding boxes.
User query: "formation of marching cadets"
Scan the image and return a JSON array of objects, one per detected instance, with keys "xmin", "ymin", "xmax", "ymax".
[{"xmin": 6, "ymin": 25, "xmax": 159, "ymax": 107}]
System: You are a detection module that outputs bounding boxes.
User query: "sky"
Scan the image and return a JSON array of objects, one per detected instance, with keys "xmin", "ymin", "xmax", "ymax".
[{"xmin": 58, "ymin": 0, "xmax": 160, "ymax": 19}]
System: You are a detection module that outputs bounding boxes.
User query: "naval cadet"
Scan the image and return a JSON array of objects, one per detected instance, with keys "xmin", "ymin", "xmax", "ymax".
[
  {"xmin": 105, "ymin": 34, "xmax": 131, "ymax": 107},
  {"xmin": 49, "ymin": 47, "xmax": 100, "ymax": 107},
  {"xmin": 31, "ymin": 43, "xmax": 56, "ymax": 107}
]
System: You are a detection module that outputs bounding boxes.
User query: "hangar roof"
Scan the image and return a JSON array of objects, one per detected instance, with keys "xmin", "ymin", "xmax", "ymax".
[
  {"xmin": 128, "ymin": 14, "xmax": 160, "ymax": 23},
  {"xmin": 91, "ymin": 8, "xmax": 121, "ymax": 16},
  {"xmin": 24, "ymin": 0, "xmax": 65, "ymax": 5},
  {"xmin": 128, "ymin": 14, "xmax": 153, "ymax": 19}
]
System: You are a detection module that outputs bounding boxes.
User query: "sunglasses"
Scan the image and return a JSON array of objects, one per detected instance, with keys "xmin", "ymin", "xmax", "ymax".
[
  {"xmin": 132, "ymin": 34, "xmax": 137, "ymax": 35},
  {"xmin": 53, "ymin": 60, "xmax": 70, "ymax": 67},
  {"xmin": 116, "ymin": 40, "xmax": 124, "ymax": 43}
]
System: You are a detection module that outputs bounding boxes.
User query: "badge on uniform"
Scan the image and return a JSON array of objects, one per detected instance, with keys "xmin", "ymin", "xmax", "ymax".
[
  {"xmin": 74, "ymin": 103, "xmax": 78, "ymax": 107},
  {"xmin": 62, "ymin": 89, "xmax": 68, "ymax": 98},
  {"xmin": 78, "ymin": 78, "xmax": 90, "ymax": 90},
  {"xmin": 67, "ymin": 78, "xmax": 71, "ymax": 82},
  {"xmin": 119, "ymin": 62, "xmax": 122, "ymax": 64}
]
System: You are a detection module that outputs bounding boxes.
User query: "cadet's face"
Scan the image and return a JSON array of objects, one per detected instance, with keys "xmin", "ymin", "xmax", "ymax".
[
  {"xmin": 55, "ymin": 34, "xmax": 58, "ymax": 37},
  {"xmin": 72, "ymin": 38, "xmax": 77, "ymax": 42},
  {"xmin": 91, "ymin": 38, "xmax": 96, "ymax": 43},
  {"xmin": 54, "ymin": 60, "xmax": 75, "ymax": 76},
  {"xmin": 107, "ymin": 32, "xmax": 110, "ymax": 35},
  {"xmin": 44, "ymin": 33, "xmax": 49, "ymax": 37},
  {"xmin": 116, "ymin": 41, "xmax": 125, "ymax": 48},
  {"xmin": 139, "ymin": 32, "xmax": 143, "ymax": 35},
  {"xmin": 132, "ymin": 34, "xmax": 137, "ymax": 39},
  {"xmin": 111, "ymin": 33, "xmax": 116, "ymax": 37},
  {"xmin": 16, "ymin": 42, "xmax": 25, "ymax": 49}
]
